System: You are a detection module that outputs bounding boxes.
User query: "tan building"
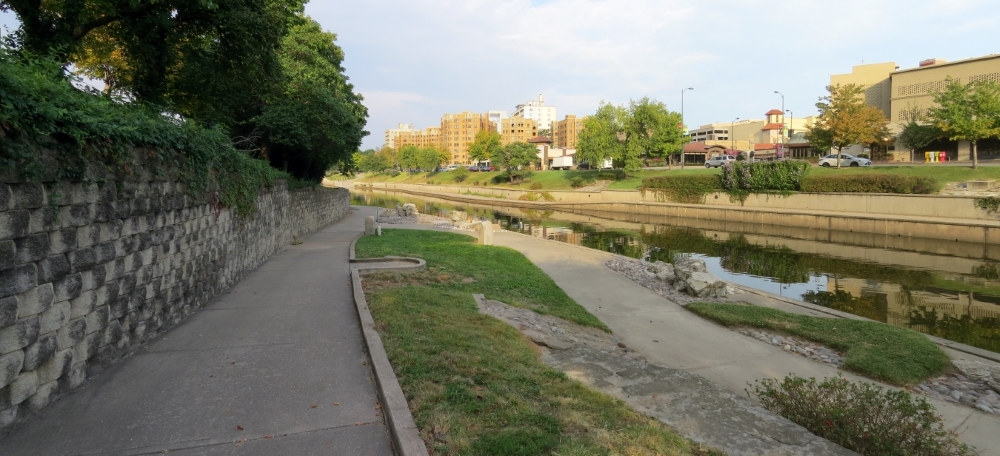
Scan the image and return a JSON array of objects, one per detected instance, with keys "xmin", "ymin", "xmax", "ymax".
[
  {"xmin": 830, "ymin": 55, "xmax": 1000, "ymax": 161},
  {"xmin": 440, "ymin": 112, "xmax": 495, "ymax": 164},
  {"xmin": 395, "ymin": 126, "xmax": 441, "ymax": 150},
  {"xmin": 500, "ymin": 116, "xmax": 539, "ymax": 146},
  {"xmin": 553, "ymin": 115, "xmax": 585, "ymax": 149},
  {"xmin": 383, "ymin": 123, "xmax": 414, "ymax": 149}
]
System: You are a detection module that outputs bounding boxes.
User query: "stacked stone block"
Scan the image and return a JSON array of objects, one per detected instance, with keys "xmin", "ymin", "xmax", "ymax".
[{"xmin": 0, "ymin": 180, "xmax": 349, "ymax": 431}]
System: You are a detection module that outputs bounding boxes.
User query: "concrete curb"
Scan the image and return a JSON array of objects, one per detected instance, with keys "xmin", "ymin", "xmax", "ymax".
[{"xmin": 348, "ymin": 236, "xmax": 429, "ymax": 456}]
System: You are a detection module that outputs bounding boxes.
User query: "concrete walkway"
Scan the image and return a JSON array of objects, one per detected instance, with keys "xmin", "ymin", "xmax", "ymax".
[
  {"xmin": 482, "ymin": 228, "xmax": 1000, "ymax": 454},
  {"xmin": 0, "ymin": 208, "xmax": 393, "ymax": 455}
]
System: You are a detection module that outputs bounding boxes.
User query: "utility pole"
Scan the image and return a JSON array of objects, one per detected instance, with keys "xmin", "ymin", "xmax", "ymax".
[{"xmin": 681, "ymin": 87, "xmax": 694, "ymax": 169}]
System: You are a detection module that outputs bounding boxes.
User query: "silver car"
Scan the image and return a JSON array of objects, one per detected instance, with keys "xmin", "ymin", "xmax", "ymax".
[
  {"xmin": 818, "ymin": 154, "xmax": 871, "ymax": 167},
  {"xmin": 704, "ymin": 155, "xmax": 736, "ymax": 168}
]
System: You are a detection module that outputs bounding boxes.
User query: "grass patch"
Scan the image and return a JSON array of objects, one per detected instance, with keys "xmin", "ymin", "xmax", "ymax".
[
  {"xmin": 359, "ymin": 230, "xmax": 717, "ymax": 455},
  {"xmin": 686, "ymin": 303, "xmax": 951, "ymax": 386},
  {"xmin": 355, "ymin": 229, "xmax": 605, "ymax": 329},
  {"xmin": 809, "ymin": 166, "xmax": 1000, "ymax": 192}
]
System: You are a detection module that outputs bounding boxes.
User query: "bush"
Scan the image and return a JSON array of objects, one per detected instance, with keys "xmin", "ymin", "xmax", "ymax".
[
  {"xmin": 452, "ymin": 166, "xmax": 470, "ymax": 182},
  {"xmin": 750, "ymin": 375, "xmax": 970, "ymax": 456},
  {"xmin": 975, "ymin": 196, "xmax": 1000, "ymax": 214},
  {"xmin": 641, "ymin": 174, "xmax": 722, "ymax": 203},
  {"xmin": 720, "ymin": 160, "xmax": 811, "ymax": 196},
  {"xmin": 529, "ymin": 182, "xmax": 543, "ymax": 190},
  {"xmin": 569, "ymin": 176, "xmax": 593, "ymax": 188},
  {"xmin": 518, "ymin": 191, "xmax": 555, "ymax": 202},
  {"xmin": 388, "ymin": 169, "xmax": 400, "ymax": 177},
  {"xmin": 799, "ymin": 174, "xmax": 936, "ymax": 194},
  {"xmin": 596, "ymin": 170, "xmax": 626, "ymax": 181}
]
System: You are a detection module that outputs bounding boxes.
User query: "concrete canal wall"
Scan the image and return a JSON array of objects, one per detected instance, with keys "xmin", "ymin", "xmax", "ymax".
[{"xmin": 346, "ymin": 182, "xmax": 1000, "ymax": 246}]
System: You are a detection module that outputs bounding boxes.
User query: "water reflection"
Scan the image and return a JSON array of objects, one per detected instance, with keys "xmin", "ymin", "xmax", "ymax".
[{"xmin": 351, "ymin": 190, "xmax": 1000, "ymax": 353}]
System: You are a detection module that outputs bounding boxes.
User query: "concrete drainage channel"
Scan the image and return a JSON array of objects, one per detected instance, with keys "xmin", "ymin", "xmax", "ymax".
[{"xmin": 349, "ymin": 236, "xmax": 429, "ymax": 456}]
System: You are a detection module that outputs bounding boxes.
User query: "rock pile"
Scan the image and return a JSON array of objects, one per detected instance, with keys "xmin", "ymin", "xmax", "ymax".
[
  {"xmin": 914, "ymin": 360, "xmax": 1000, "ymax": 414},
  {"xmin": 607, "ymin": 257, "xmax": 730, "ymax": 302},
  {"xmin": 735, "ymin": 328, "xmax": 845, "ymax": 366}
]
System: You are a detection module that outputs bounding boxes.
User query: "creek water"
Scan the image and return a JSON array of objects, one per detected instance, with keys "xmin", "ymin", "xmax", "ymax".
[{"xmin": 352, "ymin": 189, "xmax": 1000, "ymax": 354}]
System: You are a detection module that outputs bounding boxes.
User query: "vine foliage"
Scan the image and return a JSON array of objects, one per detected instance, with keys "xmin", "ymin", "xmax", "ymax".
[{"xmin": 0, "ymin": 50, "xmax": 293, "ymax": 216}]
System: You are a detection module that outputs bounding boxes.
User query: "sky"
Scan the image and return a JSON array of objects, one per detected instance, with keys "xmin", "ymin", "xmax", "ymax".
[{"xmin": 4, "ymin": 1, "xmax": 998, "ymax": 151}]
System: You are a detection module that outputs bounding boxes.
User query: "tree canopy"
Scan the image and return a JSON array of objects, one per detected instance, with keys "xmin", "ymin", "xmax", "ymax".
[
  {"xmin": 808, "ymin": 84, "xmax": 889, "ymax": 168},
  {"xmin": 0, "ymin": 1, "xmax": 368, "ymax": 183},
  {"xmin": 925, "ymin": 78, "xmax": 1000, "ymax": 169},
  {"xmin": 468, "ymin": 130, "xmax": 501, "ymax": 165},
  {"xmin": 492, "ymin": 142, "xmax": 537, "ymax": 182},
  {"xmin": 577, "ymin": 98, "xmax": 681, "ymax": 172}
]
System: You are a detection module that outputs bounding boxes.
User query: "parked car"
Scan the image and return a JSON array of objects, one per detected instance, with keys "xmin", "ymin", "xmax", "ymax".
[
  {"xmin": 477, "ymin": 165, "xmax": 494, "ymax": 172},
  {"xmin": 704, "ymin": 155, "xmax": 736, "ymax": 168},
  {"xmin": 446, "ymin": 164, "xmax": 458, "ymax": 171},
  {"xmin": 818, "ymin": 154, "xmax": 871, "ymax": 167},
  {"xmin": 467, "ymin": 166, "xmax": 480, "ymax": 172}
]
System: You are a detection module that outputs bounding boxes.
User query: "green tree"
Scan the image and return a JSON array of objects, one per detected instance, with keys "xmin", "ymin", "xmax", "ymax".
[
  {"xmin": 926, "ymin": 78, "xmax": 1000, "ymax": 169},
  {"xmin": 577, "ymin": 102, "xmax": 625, "ymax": 170},
  {"xmin": 897, "ymin": 122, "xmax": 944, "ymax": 162},
  {"xmin": 808, "ymin": 84, "xmax": 890, "ymax": 168},
  {"xmin": 253, "ymin": 16, "xmax": 367, "ymax": 182},
  {"xmin": 467, "ymin": 130, "xmax": 501, "ymax": 166},
  {"xmin": 416, "ymin": 146, "xmax": 447, "ymax": 172},
  {"xmin": 493, "ymin": 142, "xmax": 537, "ymax": 182},
  {"xmin": 354, "ymin": 150, "xmax": 389, "ymax": 174},
  {"xmin": 624, "ymin": 97, "xmax": 683, "ymax": 170},
  {"xmin": 398, "ymin": 145, "xmax": 419, "ymax": 172},
  {"xmin": 4, "ymin": 0, "xmax": 301, "ymax": 127}
]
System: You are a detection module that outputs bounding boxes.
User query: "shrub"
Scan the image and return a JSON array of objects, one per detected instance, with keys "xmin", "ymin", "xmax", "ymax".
[
  {"xmin": 596, "ymin": 170, "xmax": 626, "ymax": 181},
  {"xmin": 388, "ymin": 169, "xmax": 400, "ymax": 177},
  {"xmin": 452, "ymin": 166, "xmax": 470, "ymax": 182},
  {"xmin": 569, "ymin": 176, "xmax": 593, "ymax": 188},
  {"xmin": 749, "ymin": 375, "xmax": 970, "ymax": 456},
  {"xmin": 641, "ymin": 175, "xmax": 721, "ymax": 203},
  {"xmin": 529, "ymin": 182, "xmax": 543, "ymax": 190},
  {"xmin": 518, "ymin": 191, "xmax": 555, "ymax": 202},
  {"xmin": 975, "ymin": 196, "xmax": 1000, "ymax": 214},
  {"xmin": 720, "ymin": 160, "xmax": 810, "ymax": 196},
  {"xmin": 800, "ymin": 174, "xmax": 936, "ymax": 194}
]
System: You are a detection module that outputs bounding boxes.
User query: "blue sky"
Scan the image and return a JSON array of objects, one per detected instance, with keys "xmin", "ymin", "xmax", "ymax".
[{"xmin": 4, "ymin": 1, "xmax": 998, "ymax": 150}]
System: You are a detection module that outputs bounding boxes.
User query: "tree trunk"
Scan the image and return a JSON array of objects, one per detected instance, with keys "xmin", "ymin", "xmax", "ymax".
[
  {"xmin": 836, "ymin": 147, "xmax": 842, "ymax": 169},
  {"xmin": 972, "ymin": 140, "xmax": 979, "ymax": 170}
]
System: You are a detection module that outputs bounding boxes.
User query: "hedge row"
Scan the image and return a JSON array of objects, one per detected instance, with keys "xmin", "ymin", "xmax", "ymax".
[
  {"xmin": 800, "ymin": 174, "xmax": 936, "ymax": 194},
  {"xmin": 641, "ymin": 174, "xmax": 721, "ymax": 203}
]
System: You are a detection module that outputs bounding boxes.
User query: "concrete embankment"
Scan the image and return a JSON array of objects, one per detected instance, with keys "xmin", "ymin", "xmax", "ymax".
[{"xmin": 344, "ymin": 181, "xmax": 1000, "ymax": 245}]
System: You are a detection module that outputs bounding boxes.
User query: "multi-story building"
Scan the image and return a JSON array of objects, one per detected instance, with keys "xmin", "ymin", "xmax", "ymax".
[
  {"xmin": 831, "ymin": 54, "xmax": 1000, "ymax": 161},
  {"xmin": 688, "ymin": 119, "xmax": 765, "ymax": 151},
  {"xmin": 440, "ymin": 112, "xmax": 495, "ymax": 164},
  {"xmin": 500, "ymin": 116, "xmax": 539, "ymax": 145},
  {"xmin": 487, "ymin": 110, "xmax": 507, "ymax": 133},
  {"xmin": 383, "ymin": 123, "xmax": 414, "ymax": 149},
  {"xmin": 512, "ymin": 95, "xmax": 557, "ymax": 131},
  {"xmin": 553, "ymin": 115, "xmax": 585, "ymax": 149},
  {"xmin": 395, "ymin": 126, "xmax": 441, "ymax": 150}
]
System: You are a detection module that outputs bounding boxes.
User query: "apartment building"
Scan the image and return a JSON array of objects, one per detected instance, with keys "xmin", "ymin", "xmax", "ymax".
[
  {"xmin": 500, "ymin": 116, "xmax": 539, "ymax": 145},
  {"xmin": 440, "ymin": 112, "xmax": 495, "ymax": 164},
  {"xmin": 383, "ymin": 123, "xmax": 414, "ymax": 149},
  {"xmin": 553, "ymin": 115, "xmax": 585, "ymax": 149},
  {"xmin": 512, "ymin": 94, "xmax": 557, "ymax": 131},
  {"xmin": 830, "ymin": 54, "xmax": 1000, "ymax": 161},
  {"xmin": 395, "ymin": 127, "xmax": 441, "ymax": 150},
  {"xmin": 487, "ymin": 110, "xmax": 507, "ymax": 133}
]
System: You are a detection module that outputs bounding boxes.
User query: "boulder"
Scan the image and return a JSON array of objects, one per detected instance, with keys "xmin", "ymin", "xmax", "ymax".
[
  {"xmin": 953, "ymin": 360, "xmax": 994, "ymax": 383},
  {"xmin": 450, "ymin": 210, "xmax": 469, "ymax": 223},
  {"xmin": 673, "ymin": 257, "xmax": 708, "ymax": 282},
  {"xmin": 682, "ymin": 271, "xmax": 727, "ymax": 298},
  {"xmin": 402, "ymin": 203, "xmax": 418, "ymax": 216},
  {"xmin": 652, "ymin": 262, "xmax": 675, "ymax": 284}
]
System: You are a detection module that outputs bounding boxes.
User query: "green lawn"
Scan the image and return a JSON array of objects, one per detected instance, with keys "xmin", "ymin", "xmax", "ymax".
[
  {"xmin": 355, "ymin": 229, "xmax": 606, "ymax": 329},
  {"xmin": 686, "ymin": 303, "xmax": 951, "ymax": 386},
  {"xmin": 357, "ymin": 230, "xmax": 718, "ymax": 455}
]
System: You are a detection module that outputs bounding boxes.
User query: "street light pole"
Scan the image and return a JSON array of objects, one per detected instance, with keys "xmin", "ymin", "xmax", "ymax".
[
  {"xmin": 731, "ymin": 118, "xmax": 739, "ymax": 152},
  {"xmin": 774, "ymin": 91, "xmax": 785, "ymax": 158},
  {"xmin": 785, "ymin": 109, "xmax": 793, "ymax": 158},
  {"xmin": 681, "ymin": 87, "xmax": 694, "ymax": 169}
]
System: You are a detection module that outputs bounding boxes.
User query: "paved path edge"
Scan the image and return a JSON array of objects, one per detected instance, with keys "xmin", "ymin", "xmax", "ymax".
[{"xmin": 348, "ymin": 236, "xmax": 430, "ymax": 456}]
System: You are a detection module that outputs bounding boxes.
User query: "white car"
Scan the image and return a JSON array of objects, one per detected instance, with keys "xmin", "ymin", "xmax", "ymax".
[
  {"xmin": 704, "ymin": 155, "xmax": 736, "ymax": 168},
  {"xmin": 818, "ymin": 154, "xmax": 871, "ymax": 167}
]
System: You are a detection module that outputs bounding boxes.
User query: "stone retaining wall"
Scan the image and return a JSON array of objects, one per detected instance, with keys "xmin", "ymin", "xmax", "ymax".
[{"xmin": 0, "ymin": 179, "xmax": 349, "ymax": 431}]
